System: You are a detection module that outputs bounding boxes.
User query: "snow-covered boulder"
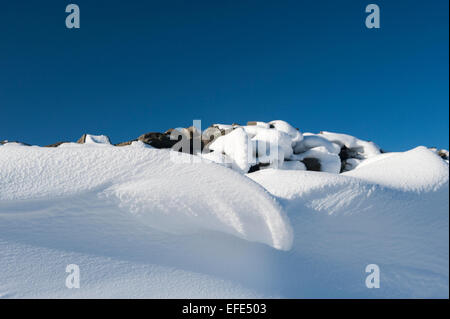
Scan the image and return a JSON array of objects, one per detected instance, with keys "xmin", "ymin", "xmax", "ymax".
[
  {"xmin": 250, "ymin": 127, "xmax": 293, "ymax": 161},
  {"xmin": 319, "ymin": 131, "xmax": 381, "ymax": 158},
  {"xmin": 209, "ymin": 127, "xmax": 255, "ymax": 173},
  {"xmin": 77, "ymin": 134, "xmax": 111, "ymax": 145},
  {"xmin": 429, "ymin": 147, "xmax": 449, "ymax": 162},
  {"xmin": 281, "ymin": 160, "xmax": 307, "ymax": 171},
  {"xmin": 294, "ymin": 134, "xmax": 341, "ymax": 155},
  {"xmin": 247, "ymin": 121, "xmax": 272, "ymax": 129},
  {"xmin": 269, "ymin": 120, "xmax": 303, "ymax": 144},
  {"xmin": 292, "ymin": 146, "xmax": 341, "ymax": 174}
]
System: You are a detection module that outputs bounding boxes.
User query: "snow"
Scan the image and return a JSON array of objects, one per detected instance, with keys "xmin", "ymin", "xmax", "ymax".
[
  {"xmin": 208, "ymin": 127, "xmax": 255, "ymax": 173},
  {"xmin": 201, "ymin": 121, "xmax": 384, "ymax": 174},
  {"xmin": 294, "ymin": 134, "xmax": 341, "ymax": 154},
  {"xmin": 319, "ymin": 131, "xmax": 381, "ymax": 158},
  {"xmin": 248, "ymin": 147, "xmax": 449, "ymax": 298},
  {"xmin": 268, "ymin": 120, "xmax": 303, "ymax": 144},
  {"xmin": 281, "ymin": 160, "xmax": 307, "ymax": 171},
  {"xmin": 250, "ymin": 127, "xmax": 293, "ymax": 161},
  {"xmin": 344, "ymin": 146, "xmax": 449, "ymax": 192},
  {"xmin": 291, "ymin": 146, "xmax": 341, "ymax": 174},
  {"xmin": 84, "ymin": 134, "xmax": 111, "ymax": 145},
  {"xmin": 0, "ymin": 144, "xmax": 292, "ymax": 250},
  {"xmin": 247, "ymin": 121, "xmax": 271, "ymax": 129},
  {"xmin": 0, "ymin": 132, "xmax": 448, "ymax": 298}
]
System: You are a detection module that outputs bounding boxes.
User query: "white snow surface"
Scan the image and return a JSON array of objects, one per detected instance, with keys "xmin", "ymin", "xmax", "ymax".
[
  {"xmin": 319, "ymin": 131, "xmax": 381, "ymax": 158},
  {"xmin": 208, "ymin": 127, "xmax": 255, "ymax": 173},
  {"xmin": 0, "ymin": 142, "xmax": 448, "ymax": 298},
  {"xmin": 84, "ymin": 134, "xmax": 111, "ymax": 145}
]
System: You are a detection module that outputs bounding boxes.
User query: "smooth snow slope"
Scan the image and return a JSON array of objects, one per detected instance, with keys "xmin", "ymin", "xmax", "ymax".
[
  {"xmin": 249, "ymin": 147, "xmax": 449, "ymax": 298},
  {"xmin": 0, "ymin": 143, "xmax": 292, "ymax": 250},
  {"xmin": 0, "ymin": 143, "xmax": 448, "ymax": 298},
  {"xmin": 0, "ymin": 143, "xmax": 291, "ymax": 298}
]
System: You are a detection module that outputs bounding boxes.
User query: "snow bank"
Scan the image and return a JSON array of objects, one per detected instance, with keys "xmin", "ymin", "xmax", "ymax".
[
  {"xmin": 0, "ymin": 144, "xmax": 292, "ymax": 251},
  {"xmin": 344, "ymin": 146, "xmax": 449, "ymax": 192},
  {"xmin": 248, "ymin": 147, "xmax": 449, "ymax": 298},
  {"xmin": 1, "ymin": 126, "xmax": 448, "ymax": 298}
]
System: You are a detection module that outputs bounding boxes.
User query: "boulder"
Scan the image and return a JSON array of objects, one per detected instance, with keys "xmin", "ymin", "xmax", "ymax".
[
  {"xmin": 138, "ymin": 132, "xmax": 179, "ymax": 149},
  {"xmin": 115, "ymin": 140, "xmax": 137, "ymax": 147},
  {"xmin": 202, "ymin": 126, "xmax": 225, "ymax": 152},
  {"xmin": 438, "ymin": 149, "xmax": 449, "ymax": 160},
  {"xmin": 76, "ymin": 134, "xmax": 87, "ymax": 144},
  {"xmin": 247, "ymin": 162, "xmax": 270, "ymax": 173},
  {"xmin": 77, "ymin": 134, "xmax": 111, "ymax": 145},
  {"xmin": 301, "ymin": 157, "xmax": 321, "ymax": 172}
]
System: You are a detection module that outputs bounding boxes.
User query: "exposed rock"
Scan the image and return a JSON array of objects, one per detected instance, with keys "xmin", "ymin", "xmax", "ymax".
[
  {"xmin": 438, "ymin": 149, "xmax": 449, "ymax": 160},
  {"xmin": 247, "ymin": 121, "xmax": 272, "ymax": 129},
  {"xmin": 138, "ymin": 132, "xmax": 180, "ymax": 149},
  {"xmin": 115, "ymin": 140, "xmax": 137, "ymax": 147},
  {"xmin": 77, "ymin": 134, "xmax": 87, "ymax": 144},
  {"xmin": 247, "ymin": 162, "xmax": 270, "ymax": 173},
  {"xmin": 301, "ymin": 157, "xmax": 321, "ymax": 172},
  {"xmin": 202, "ymin": 126, "xmax": 225, "ymax": 152},
  {"xmin": 339, "ymin": 146, "xmax": 364, "ymax": 172},
  {"xmin": 429, "ymin": 147, "xmax": 449, "ymax": 161},
  {"xmin": 77, "ymin": 134, "xmax": 111, "ymax": 145}
]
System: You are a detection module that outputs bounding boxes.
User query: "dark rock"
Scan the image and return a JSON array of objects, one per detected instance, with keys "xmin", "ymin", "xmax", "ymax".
[
  {"xmin": 115, "ymin": 140, "xmax": 138, "ymax": 147},
  {"xmin": 247, "ymin": 162, "xmax": 270, "ymax": 173},
  {"xmin": 76, "ymin": 134, "xmax": 87, "ymax": 144},
  {"xmin": 338, "ymin": 146, "xmax": 365, "ymax": 172},
  {"xmin": 438, "ymin": 150, "xmax": 449, "ymax": 160},
  {"xmin": 202, "ymin": 126, "xmax": 224, "ymax": 152},
  {"xmin": 302, "ymin": 157, "xmax": 321, "ymax": 172},
  {"xmin": 138, "ymin": 132, "xmax": 180, "ymax": 149}
]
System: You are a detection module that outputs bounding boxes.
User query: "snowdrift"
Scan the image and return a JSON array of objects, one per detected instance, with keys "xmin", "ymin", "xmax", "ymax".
[
  {"xmin": 0, "ymin": 132, "xmax": 448, "ymax": 298},
  {"xmin": 0, "ymin": 143, "xmax": 292, "ymax": 251},
  {"xmin": 249, "ymin": 147, "xmax": 449, "ymax": 297}
]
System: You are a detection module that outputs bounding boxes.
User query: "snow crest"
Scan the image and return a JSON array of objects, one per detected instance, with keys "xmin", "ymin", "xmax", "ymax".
[{"xmin": 0, "ymin": 144, "xmax": 293, "ymax": 251}]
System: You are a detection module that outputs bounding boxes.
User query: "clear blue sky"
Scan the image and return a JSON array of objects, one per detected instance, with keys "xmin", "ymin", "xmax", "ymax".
[{"xmin": 0, "ymin": 0, "xmax": 448, "ymax": 151}]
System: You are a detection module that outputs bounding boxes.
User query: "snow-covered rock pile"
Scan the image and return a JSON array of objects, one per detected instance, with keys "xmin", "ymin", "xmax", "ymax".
[
  {"xmin": 2, "ymin": 121, "xmax": 448, "ymax": 176},
  {"xmin": 201, "ymin": 120, "xmax": 383, "ymax": 174}
]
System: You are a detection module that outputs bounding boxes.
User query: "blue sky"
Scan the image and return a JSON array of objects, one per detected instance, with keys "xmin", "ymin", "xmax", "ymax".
[{"xmin": 0, "ymin": 0, "xmax": 448, "ymax": 151}]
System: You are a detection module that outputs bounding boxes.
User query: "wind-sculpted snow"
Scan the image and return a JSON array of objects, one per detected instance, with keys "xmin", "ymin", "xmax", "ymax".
[
  {"xmin": 249, "ymin": 147, "xmax": 449, "ymax": 298},
  {"xmin": 0, "ymin": 143, "xmax": 293, "ymax": 251},
  {"xmin": 0, "ymin": 142, "xmax": 448, "ymax": 298},
  {"xmin": 344, "ymin": 146, "xmax": 449, "ymax": 192}
]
